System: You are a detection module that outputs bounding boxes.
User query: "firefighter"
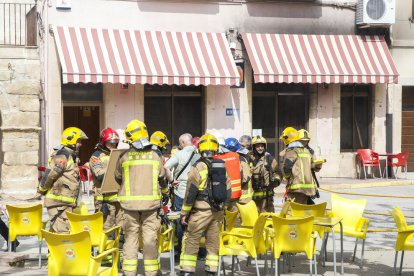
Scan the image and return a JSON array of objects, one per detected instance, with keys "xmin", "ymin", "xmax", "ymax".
[
  {"xmin": 38, "ymin": 127, "xmax": 88, "ymax": 233},
  {"xmin": 251, "ymin": 136, "xmax": 281, "ymax": 213},
  {"xmin": 150, "ymin": 131, "xmax": 170, "ymax": 158},
  {"xmin": 180, "ymin": 134, "xmax": 231, "ymax": 276},
  {"xmin": 89, "ymin": 127, "xmax": 123, "ymax": 230},
  {"xmin": 239, "ymin": 135, "xmax": 252, "ymax": 151},
  {"xmin": 224, "ymin": 137, "xmax": 253, "ymax": 206},
  {"xmin": 114, "ymin": 120, "xmax": 168, "ymax": 276},
  {"xmin": 281, "ymin": 128, "xmax": 317, "ymax": 205}
]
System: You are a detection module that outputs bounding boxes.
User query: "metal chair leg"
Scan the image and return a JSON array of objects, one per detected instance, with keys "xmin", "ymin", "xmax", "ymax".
[
  {"xmin": 399, "ymin": 251, "xmax": 404, "ymax": 275},
  {"xmin": 309, "ymin": 258, "xmax": 312, "ymax": 276},
  {"xmin": 254, "ymin": 257, "xmax": 260, "ymax": 276},
  {"xmin": 353, "ymin": 238, "xmax": 358, "ymax": 262},
  {"xmin": 38, "ymin": 241, "xmax": 42, "ymax": 268},
  {"xmin": 314, "ymin": 254, "xmax": 317, "ymax": 276},
  {"xmin": 218, "ymin": 256, "xmax": 221, "ymax": 276},
  {"xmin": 275, "ymin": 258, "xmax": 279, "ymax": 276},
  {"xmin": 360, "ymin": 239, "xmax": 366, "ymax": 268},
  {"xmin": 363, "ymin": 166, "xmax": 367, "ymax": 179},
  {"xmin": 393, "ymin": 251, "xmax": 399, "ymax": 276},
  {"xmin": 231, "ymin": 256, "xmax": 235, "ymax": 273}
]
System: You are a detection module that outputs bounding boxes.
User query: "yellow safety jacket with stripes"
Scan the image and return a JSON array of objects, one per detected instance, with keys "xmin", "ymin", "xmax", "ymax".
[
  {"xmin": 39, "ymin": 146, "xmax": 80, "ymax": 208},
  {"xmin": 282, "ymin": 147, "xmax": 316, "ymax": 197},
  {"xmin": 114, "ymin": 147, "xmax": 167, "ymax": 211},
  {"xmin": 181, "ymin": 159, "xmax": 231, "ymax": 216},
  {"xmin": 89, "ymin": 147, "xmax": 118, "ymax": 203}
]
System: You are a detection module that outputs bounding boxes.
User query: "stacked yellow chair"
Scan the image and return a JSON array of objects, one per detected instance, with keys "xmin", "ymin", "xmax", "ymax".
[
  {"xmin": 270, "ymin": 215, "xmax": 318, "ymax": 276},
  {"xmin": 42, "ymin": 230, "xmax": 118, "ymax": 276},
  {"xmin": 390, "ymin": 206, "xmax": 414, "ymax": 275},
  {"xmin": 6, "ymin": 204, "xmax": 44, "ymax": 268},
  {"xmin": 328, "ymin": 193, "xmax": 369, "ymax": 268},
  {"xmin": 218, "ymin": 212, "xmax": 270, "ymax": 276},
  {"xmin": 66, "ymin": 211, "xmax": 121, "ymax": 264}
]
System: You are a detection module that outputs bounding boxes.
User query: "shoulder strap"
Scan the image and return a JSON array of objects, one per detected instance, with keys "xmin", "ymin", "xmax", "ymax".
[{"xmin": 175, "ymin": 150, "xmax": 196, "ymax": 180}]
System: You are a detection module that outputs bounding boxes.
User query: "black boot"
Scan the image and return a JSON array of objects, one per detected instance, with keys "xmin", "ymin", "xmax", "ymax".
[
  {"xmin": 205, "ymin": 271, "xmax": 216, "ymax": 276},
  {"xmin": 180, "ymin": 272, "xmax": 193, "ymax": 276}
]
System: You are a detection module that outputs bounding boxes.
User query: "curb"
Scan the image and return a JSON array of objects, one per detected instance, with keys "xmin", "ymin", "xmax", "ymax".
[{"xmin": 320, "ymin": 179, "xmax": 414, "ymax": 190}]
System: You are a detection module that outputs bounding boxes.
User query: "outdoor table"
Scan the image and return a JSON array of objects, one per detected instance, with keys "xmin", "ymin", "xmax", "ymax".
[
  {"xmin": 166, "ymin": 211, "xmax": 181, "ymax": 276},
  {"xmin": 378, "ymin": 153, "xmax": 397, "ymax": 179},
  {"xmin": 314, "ymin": 217, "xmax": 344, "ymax": 275}
]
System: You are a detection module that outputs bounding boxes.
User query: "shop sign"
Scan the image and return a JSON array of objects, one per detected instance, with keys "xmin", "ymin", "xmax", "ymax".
[
  {"xmin": 226, "ymin": 108, "xmax": 240, "ymax": 116},
  {"xmin": 56, "ymin": 0, "xmax": 71, "ymax": 10}
]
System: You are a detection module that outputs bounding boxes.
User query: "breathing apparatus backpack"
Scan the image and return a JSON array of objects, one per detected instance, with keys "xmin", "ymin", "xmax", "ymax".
[
  {"xmin": 214, "ymin": 152, "xmax": 242, "ymax": 201},
  {"xmin": 202, "ymin": 158, "xmax": 228, "ymax": 211}
]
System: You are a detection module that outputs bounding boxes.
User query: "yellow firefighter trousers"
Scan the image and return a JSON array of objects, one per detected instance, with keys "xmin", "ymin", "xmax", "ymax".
[
  {"xmin": 47, "ymin": 206, "xmax": 73, "ymax": 234},
  {"xmin": 180, "ymin": 209, "xmax": 223, "ymax": 273},
  {"xmin": 122, "ymin": 209, "xmax": 160, "ymax": 276},
  {"xmin": 253, "ymin": 197, "xmax": 274, "ymax": 213}
]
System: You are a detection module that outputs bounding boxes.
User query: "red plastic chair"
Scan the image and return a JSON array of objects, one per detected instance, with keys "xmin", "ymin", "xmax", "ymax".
[
  {"xmin": 356, "ymin": 149, "xmax": 382, "ymax": 179},
  {"xmin": 387, "ymin": 152, "xmax": 409, "ymax": 179},
  {"xmin": 78, "ymin": 165, "xmax": 93, "ymax": 198}
]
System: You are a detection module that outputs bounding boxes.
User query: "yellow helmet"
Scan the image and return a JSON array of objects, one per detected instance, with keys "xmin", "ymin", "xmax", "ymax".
[
  {"xmin": 298, "ymin": 129, "xmax": 311, "ymax": 141},
  {"xmin": 198, "ymin": 133, "xmax": 219, "ymax": 153},
  {"xmin": 150, "ymin": 131, "xmax": 170, "ymax": 149},
  {"xmin": 280, "ymin": 127, "xmax": 298, "ymax": 145},
  {"xmin": 252, "ymin": 136, "xmax": 267, "ymax": 146},
  {"xmin": 61, "ymin": 127, "xmax": 88, "ymax": 146},
  {"xmin": 124, "ymin": 119, "xmax": 149, "ymax": 143}
]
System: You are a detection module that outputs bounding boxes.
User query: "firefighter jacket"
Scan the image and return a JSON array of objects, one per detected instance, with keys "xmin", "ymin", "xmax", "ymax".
[
  {"xmin": 38, "ymin": 146, "xmax": 79, "ymax": 208},
  {"xmin": 251, "ymin": 152, "xmax": 281, "ymax": 199},
  {"xmin": 239, "ymin": 155, "xmax": 253, "ymax": 204},
  {"xmin": 282, "ymin": 147, "xmax": 316, "ymax": 196},
  {"xmin": 181, "ymin": 159, "xmax": 231, "ymax": 216},
  {"xmin": 89, "ymin": 146, "xmax": 118, "ymax": 203},
  {"xmin": 114, "ymin": 147, "xmax": 167, "ymax": 211}
]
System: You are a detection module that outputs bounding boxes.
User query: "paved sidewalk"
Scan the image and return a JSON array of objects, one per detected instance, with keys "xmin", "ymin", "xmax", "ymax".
[{"xmin": 0, "ymin": 180, "xmax": 413, "ymax": 275}]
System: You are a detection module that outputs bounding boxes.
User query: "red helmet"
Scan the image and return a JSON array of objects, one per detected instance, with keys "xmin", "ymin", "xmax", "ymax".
[
  {"xmin": 192, "ymin": 136, "xmax": 201, "ymax": 147},
  {"xmin": 99, "ymin": 128, "xmax": 120, "ymax": 147}
]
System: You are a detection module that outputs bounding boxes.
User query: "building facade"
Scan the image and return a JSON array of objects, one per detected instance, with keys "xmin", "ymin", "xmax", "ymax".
[
  {"xmin": 39, "ymin": 0, "xmax": 400, "ymax": 185},
  {"xmin": 0, "ymin": 1, "xmax": 41, "ymax": 193},
  {"xmin": 391, "ymin": 0, "xmax": 414, "ymax": 171}
]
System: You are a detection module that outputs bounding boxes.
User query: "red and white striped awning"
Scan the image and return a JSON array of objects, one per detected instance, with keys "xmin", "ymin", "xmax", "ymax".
[
  {"xmin": 242, "ymin": 33, "xmax": 398, "ymax": 84},
  {"xmin": 53, "ymin": 26, "xmax": 240, "ymax": 86}
]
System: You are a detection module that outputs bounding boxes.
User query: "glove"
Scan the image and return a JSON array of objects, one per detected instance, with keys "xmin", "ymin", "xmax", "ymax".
[{"xmin": 161, "ymin": 194, "xmax": 169, "ymax": 206}]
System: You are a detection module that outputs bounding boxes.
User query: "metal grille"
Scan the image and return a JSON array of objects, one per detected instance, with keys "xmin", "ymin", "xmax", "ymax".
[
  {"xmin": 366, "ymin": 0, "xmax": 386, "ymax": 20},
  {"xmin": 0, "ymin": 2, "xmax": 36, "ymax": 46}
]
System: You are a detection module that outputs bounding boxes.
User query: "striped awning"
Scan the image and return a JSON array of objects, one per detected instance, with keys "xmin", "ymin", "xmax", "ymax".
[
  {"xmin": 242, "ymin": 33, "xmax": 399, "ymax": 84},
  {"xmin": 53, "ymin": 26, "xmax": 240, "ymax": 86}
]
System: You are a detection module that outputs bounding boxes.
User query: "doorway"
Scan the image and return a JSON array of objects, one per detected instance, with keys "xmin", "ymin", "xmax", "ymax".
[
  {"xmin": 63, "ymin": 106, "xmax": 100, "ymax": 165},
  {"xmin": 252, "ymin": 83, "xmax": 309, "ymax": 159},
  {"xmin": 402, "ymin": 86, "xmax": 414, "ymax": 171},
  {"xmin": 144, "ymin": 85, "xmax": 204, "ymax": 150}
]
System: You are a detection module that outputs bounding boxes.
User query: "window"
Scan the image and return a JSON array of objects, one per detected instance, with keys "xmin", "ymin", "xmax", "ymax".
[{"xmin": 340, "ymin": 85, "xmax": 371, "ymax": 151}]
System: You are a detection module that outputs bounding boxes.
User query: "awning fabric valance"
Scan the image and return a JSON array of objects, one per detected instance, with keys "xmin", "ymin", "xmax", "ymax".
[
  {"xmin": 54, "ymin": 26, "xmax": 240, "ymax": 86},
  {"xmin": 242, "ymin": 33, "xmax": 398, "ymax": 84}
]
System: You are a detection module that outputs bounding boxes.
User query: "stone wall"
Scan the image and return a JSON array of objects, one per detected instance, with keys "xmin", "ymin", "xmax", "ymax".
[{"xmin": 0, "ymin": 47, "xmax": 40, "ymax": 193}]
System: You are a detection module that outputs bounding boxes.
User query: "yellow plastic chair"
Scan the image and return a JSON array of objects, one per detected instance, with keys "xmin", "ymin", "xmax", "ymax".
[
  {"xmin": 42, "ymin": 229, "xmax": 118, "ymax": 276},
  {"xmin": 290, "ymin": 201, "xmax": 327, "ymax": 239},
  {"xmin": 218, "ymin": 212, "xmax": 270, "ymax": 276},
  {"xmin": 223, "ymin": 209, "xmax": 239, "ymax": 231},
  {"xmin": 158, "ymin": 223, "xmax": 174, "ymax": 273},
  {"xmin": 6, "ymin": 204, "xmax": 44, "ymax": 268},
  {"xmin": 237, "ymin": 200, "xmax": 259, "ymax": 229},
  {"xmin": 271, "ymin": 215, "xmax": 317, "ymax": 276},
  {"xmin": 73, "ymin": 202, "xmax": 89, "ymax": 215},
  {"xmin": 66, "ymin": 211, "xmax": 120, "ymax": 254},
  {"xmin": 390, "ymin": 206, "xmax": 414, "ymax": 275},
  {"xmin": 328, "ymin": 193, "xmax": 369, "ymax": 268}
]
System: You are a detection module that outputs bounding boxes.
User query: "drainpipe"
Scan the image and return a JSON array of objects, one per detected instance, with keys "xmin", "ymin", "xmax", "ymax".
[{"xmin": 386, "ymin": 84, "xmax": 393, "ymax": 154}]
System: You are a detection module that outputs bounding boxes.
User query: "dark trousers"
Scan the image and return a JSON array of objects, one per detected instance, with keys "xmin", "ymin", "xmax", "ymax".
[{"xmin": 0, "ymin": 218, "xmax": 18, "ymax": 251}]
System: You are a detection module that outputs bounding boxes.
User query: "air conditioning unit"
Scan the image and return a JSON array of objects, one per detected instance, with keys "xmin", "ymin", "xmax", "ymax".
[{"xmin": 356, "ymin": 0, "xmax": 395, "ymax": 25}]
